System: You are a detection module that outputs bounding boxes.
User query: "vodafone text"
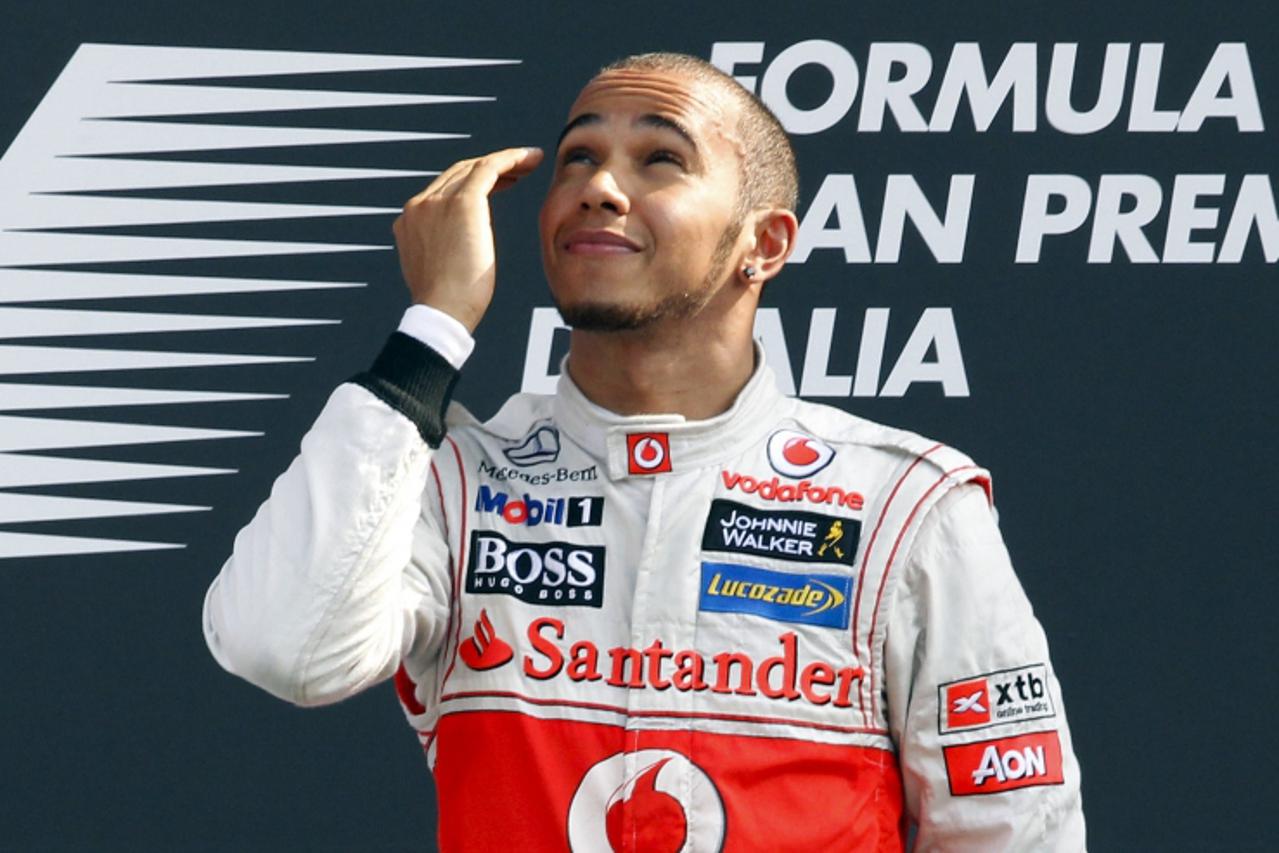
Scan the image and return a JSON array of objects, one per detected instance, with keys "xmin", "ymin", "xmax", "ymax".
[
  {"xmin": 523, "ymin": 617, "xmax": 863, "ymax": 707},
  {"xmin": 721, "ymin": 470, "xmax": 865, "ymax": 511}
]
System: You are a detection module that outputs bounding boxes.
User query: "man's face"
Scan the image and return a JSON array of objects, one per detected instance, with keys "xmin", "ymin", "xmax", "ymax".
[{"xmin": 539, "ymin": 69, "xmax": 746, "ymax": 331}]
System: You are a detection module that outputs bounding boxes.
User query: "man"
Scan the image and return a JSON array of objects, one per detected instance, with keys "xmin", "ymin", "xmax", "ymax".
[{"xmin": 204, "ymin": 53, "xmax": 1086, "ymax": 851}]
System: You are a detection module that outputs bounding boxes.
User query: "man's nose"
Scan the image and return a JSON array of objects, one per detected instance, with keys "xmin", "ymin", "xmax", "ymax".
[{"xmin": 579, "ymin": 168, "xmax": 630, "ymax": 215}]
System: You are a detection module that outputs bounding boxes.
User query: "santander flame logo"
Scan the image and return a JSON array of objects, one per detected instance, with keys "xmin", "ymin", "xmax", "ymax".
[
  {"xmin": 568, "ymin": 749, "xmax": 725, "ymax": 852},
  {"xmin": 458, "ymin": 609, "xmax": 513, "ymax": 671},
  {"xmin": 767, "ymin": 429, "xmax": 835, "ymax": 478}
]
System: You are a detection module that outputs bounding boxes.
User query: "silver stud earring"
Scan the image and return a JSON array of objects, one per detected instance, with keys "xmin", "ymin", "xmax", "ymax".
[{"xmin": 743, "ymin": 265, "xmax": 757, "ymax": 279}]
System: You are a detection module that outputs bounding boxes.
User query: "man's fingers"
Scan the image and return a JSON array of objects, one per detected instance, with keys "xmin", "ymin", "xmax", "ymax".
[
  {"xmin": 436, "ymin": 147, "xmax": 543, "ymax": 198},
  {"xmin": 490, "ymin": 147, "xmax": 545, "ymax": 193},
  {"xmin": 406, "ymin": 158, "xmax": 477, "ymax": 204},
  {"xmin": 453, "ymin": 147, "xmax": 544, "ymax": 198},
  {"xmin": 402, "ymin": 147, "xmax": 541, "ymax": 209}
]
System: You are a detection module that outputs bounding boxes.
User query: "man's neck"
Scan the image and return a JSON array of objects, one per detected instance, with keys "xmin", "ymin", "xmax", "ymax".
[{"xmin": 564, "ymin": 321, "xmax": 755, "ymax": 420}]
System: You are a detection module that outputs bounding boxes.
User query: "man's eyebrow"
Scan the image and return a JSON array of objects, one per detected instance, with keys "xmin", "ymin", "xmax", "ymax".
[
  {"xmin": 554, "ymin": 112, "xmax": 699, "ymax": 152},
  {"xmin": 556, "ymin": 113, "xmax": 600, "ymax": 149},
  {"xmin": 634, "ymin": 113, "xmax": 698, "ymax": 151}
]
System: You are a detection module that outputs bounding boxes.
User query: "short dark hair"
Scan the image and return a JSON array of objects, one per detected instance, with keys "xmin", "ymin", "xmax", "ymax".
[{"xmin": 597, "ymin": 52, "xmax": 799, "ymax": 213}]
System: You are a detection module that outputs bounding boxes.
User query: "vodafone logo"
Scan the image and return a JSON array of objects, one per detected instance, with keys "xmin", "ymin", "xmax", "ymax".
[
  {"xmin": 627, "ymin": 433, "xmax": 673, "ymax": 475},
  {"xmin": 567, "ymin": 750, "xmax": 725, "ymax": 853},
  {"xmin": 767, "ymin": 430, "xmax": 835, "ymax": 478}
]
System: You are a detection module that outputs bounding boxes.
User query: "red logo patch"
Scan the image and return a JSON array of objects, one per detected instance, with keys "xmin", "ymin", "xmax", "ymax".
[
  {"xmin": 458, "ymin": 609, "xmax": 513, "ymax": 671},
  {"xmin": 944, "ymin": 731, "xmax": 1065, "ymax": 796},
  {"xmin": 606, "ymin": 758, "xmax": 686, "ymax": 853},
  {"xmin": 945, "ymin": 678, "xmax": 992, "ymax": 728},
  {"xmin": 568, "ymin": 749, "xmax": 725, "ymax": 851},
  {"xmin": 783, "ymin": 437, "xmax": 820, "ymax": 466},
  {"xmin": 766, "ymin": 429, "xmax": 835, "ymax": 478},
  {"xmin": 627, "ymin": 433, "xmax": 672, "ymax": 475}
]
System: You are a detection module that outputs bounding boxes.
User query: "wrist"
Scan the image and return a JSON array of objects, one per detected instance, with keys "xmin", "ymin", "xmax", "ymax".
[{"xmin": 398, "ymin": 304, "xmax": 476, "ymax": 369}]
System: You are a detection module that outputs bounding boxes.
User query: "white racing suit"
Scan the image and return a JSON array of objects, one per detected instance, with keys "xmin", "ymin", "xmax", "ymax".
[{"xmin": 204, "ymin": 322, "xmax": 1086, "ymax": 852}]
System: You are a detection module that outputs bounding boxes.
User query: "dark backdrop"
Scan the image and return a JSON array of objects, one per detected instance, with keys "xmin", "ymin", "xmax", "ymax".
[{"xmin": 1, "ymin": 1, "xmax": 1275, "ymax": 850}]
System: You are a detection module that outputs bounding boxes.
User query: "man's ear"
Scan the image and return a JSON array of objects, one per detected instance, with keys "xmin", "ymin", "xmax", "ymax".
[{"xmin": 739, "ymin": 207, "xmax": 799, "ymax": 286}]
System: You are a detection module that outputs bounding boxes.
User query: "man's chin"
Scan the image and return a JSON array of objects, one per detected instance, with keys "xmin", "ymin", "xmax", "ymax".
[
  {"xmin": 555, "ymin": 300, "xmax": 663, "ymax": 333},
  {"xmin": 553, "ymin": 284, "xmax": 719, "ymax": 333}
]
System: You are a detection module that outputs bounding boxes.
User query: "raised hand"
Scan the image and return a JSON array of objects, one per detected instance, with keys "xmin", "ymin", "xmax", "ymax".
[{"xmin": 392, "ymin": 146, "xmax": 544, "ymax": 333}]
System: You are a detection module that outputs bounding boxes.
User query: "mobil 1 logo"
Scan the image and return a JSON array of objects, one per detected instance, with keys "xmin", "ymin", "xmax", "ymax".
[
  {"xmin": 467, "ymin": 530, "xmax": 605, "ymax": 607},
  {"xmin": 475, "ymin": 485, "xmax": 603, "ymax": 528}
]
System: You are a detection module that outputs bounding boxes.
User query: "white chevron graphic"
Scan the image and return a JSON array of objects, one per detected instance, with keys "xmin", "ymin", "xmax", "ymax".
[
  {"xmin": 0, "ymin": 383, "xmax": 284, "ymax": 411},
  {"xmin": 0, "ymin": 531, "xmax": 185, "ymax": 558},
  {"xmin": 0, "ymin": 493, "xmax": 209, "ymax": 524},
  {"xmin": 0, "ymin": 345, "xmax": 311, "ymax": 375},
  {"xmin": 0, "ymin": 307, "xmax": 333, "ymax": 338},
  {"xmin": 0, "ymin": 454, "xmax": 232, "ymax": 488},
  {"xmin": 0, "ymin": 270, "xmax": 366, "ymax": 303},
  {"xmin": 0, "ymin": 43, "xmax": 517, "ymax": 559}
]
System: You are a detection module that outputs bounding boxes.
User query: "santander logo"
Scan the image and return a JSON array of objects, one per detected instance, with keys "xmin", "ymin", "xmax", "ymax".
[
  {"xmin": 568, "ymin": 750, "xmax": 725, "ymax": 852},
  {"xmin": 458, "ymin": 609, "xmax": 514, "ymax": 671},
  {"xmin": 767, "ymin": 430, "xmax": 835, "ymax": 478}
]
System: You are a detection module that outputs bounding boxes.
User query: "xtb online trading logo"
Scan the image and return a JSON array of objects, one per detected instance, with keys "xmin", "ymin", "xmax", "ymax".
[{"xmin": 0, "ymin": 44, "xmax": 514, "ymax": 560}]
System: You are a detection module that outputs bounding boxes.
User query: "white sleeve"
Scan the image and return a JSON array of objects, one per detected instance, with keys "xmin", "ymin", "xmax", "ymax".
[
  {"xmin": 884, "ymin": 484, "xmax": 1087, "ymax": 851},
  {"xmin": 397, "ymin": 303, "xmax": 474, "ymax": 369},
  {"xmin": 202, "ymin": 330, "xmax": 461, "ymax": 707}
]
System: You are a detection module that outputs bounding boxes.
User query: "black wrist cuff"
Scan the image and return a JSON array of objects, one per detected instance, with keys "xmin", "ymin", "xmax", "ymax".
[{"xmin": 349, "ymin": 332, "xmax": 460, "ymax": 448}]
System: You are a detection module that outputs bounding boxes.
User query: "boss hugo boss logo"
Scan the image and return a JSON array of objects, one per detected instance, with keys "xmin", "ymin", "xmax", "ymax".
[
  {"xmin": 938, "ymin": 664, "xmax": 1056, "ymax": 734},
  {"xmin": 767, "ymin": 429, "xmax": 835, "ymax": 478},
  {"xmin": 475, "ymin": 485, "xmax": 603, "ymax": 527},
  {"xmin": 626, "ymin": 432, "xmax": 672, "ymax": 475},
  {"xmin": 698, "ymin": 561, "xmax": 853, "ymax": 629},
  {"xmin": 944, "ymin": 731, "xmax": 1065, "ymax": 797},
  {"xmin": 466, "ymin": 531, "xmax": 605, "ymax": 607},
  {"xmin": 702, "ymin": 499, "xmax": 859, "ymax": 565}
]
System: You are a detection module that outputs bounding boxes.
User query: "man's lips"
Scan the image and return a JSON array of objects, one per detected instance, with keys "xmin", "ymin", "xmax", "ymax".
[{"xmin": 562, "ymin": 229, "xmax": 641, "ymax": 255}]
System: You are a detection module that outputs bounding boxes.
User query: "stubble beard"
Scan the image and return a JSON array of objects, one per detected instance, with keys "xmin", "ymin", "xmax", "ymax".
[{"xmin": 554, "ymin": 214, "xmax": 745, "ymax": 333}]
